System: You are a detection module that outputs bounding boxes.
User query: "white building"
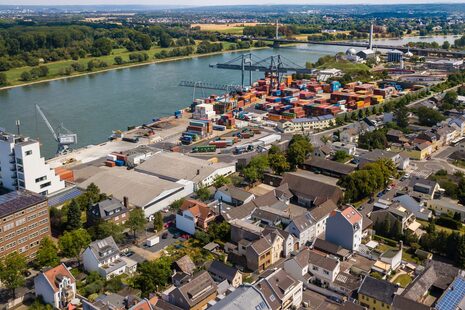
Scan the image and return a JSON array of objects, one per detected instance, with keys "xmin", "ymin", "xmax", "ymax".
[
  {"xmin": 277, "ymin": 115, "xmax": 335, "ymax": 134},
  {"xmin": 331, "ymin": 142, "xmax": 357, "ymax": 156},
  {"xmin": 0, "ymin": 131, "xmax": 65, "ymax": 196},
  {"xmin": 256, "ymin": 268, "xmax": 303, "ymax": 309},
  {"xmin": 82, "ymin": 236, "xmax": 137, "ymax": 280},
  {"xmin": 285, "ymin": 213, "xmax": 316, "ymax": 249},
  {"xmin": 307, "ymin": 250, "xmax": 340, "ymax": 285},
  {"xmin": 34, "ymin": 264, "xmax": 77, "ymax": 309}
]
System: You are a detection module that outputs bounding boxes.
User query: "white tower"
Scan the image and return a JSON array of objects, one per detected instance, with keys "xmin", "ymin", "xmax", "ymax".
[{"xmin": 369, "ymin": 23, "xmax": 374, "ymax": 50}]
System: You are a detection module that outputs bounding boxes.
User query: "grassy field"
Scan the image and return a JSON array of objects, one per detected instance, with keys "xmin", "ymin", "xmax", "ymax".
[
  {"xmin": 191, "ymin": 23, "xmax": 259, "ymax": 35},
  {"xmin": 417, "ymin": 219, "xmax": 465, "ymax": 234},
  {"xmin": 2, "ymin": 41, "xmax": 265, "ymax": 89},
  {"xmin": 318, "ymin": 60, "xmax": 371, "ymax": 74}
]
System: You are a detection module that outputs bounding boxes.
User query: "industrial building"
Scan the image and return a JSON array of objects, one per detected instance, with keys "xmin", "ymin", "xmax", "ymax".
[
  {"xmin": 79, "ymin": 167, "xmax": 193, "ymax": 219},
  {"xmin": 134, "ymin": 151, "xmax": 236, "ymax": 190},
  {"xmin": 0, "ymin": 130, "xmax": 65, "ymax": 196},
  {"xmin": 387, "ymin": 49, "xmax": 403, "ymax": 63}
]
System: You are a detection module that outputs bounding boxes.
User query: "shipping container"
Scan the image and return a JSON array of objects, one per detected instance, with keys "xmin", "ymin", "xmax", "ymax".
[{"xmin": 105, "ymin": 160, "xmax": 116, "ymax": 167}]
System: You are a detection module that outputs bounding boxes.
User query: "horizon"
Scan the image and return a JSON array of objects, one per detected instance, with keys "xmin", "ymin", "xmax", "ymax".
[{"xmin": 1, "ymin": 0, "xmax": 465, "ymax": 6}]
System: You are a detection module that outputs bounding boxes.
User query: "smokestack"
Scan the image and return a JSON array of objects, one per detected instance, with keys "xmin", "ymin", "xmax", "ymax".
[
  {"xmin": 369, "ymin": 23, "xmax": 374, "ymax": 50},
  {"xmin": 123, "ymin": 196, "xmax": 129, "ymax": 208},
  {"xmin": 276, "ymin": 19, "xmax": 279, "ymax": 40}
]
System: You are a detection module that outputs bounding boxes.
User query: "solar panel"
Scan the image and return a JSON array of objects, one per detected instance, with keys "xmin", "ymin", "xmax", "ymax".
[
  {"xmin": 436, "ymin": 276, "xmax": 465, "ymax": 310},
  {"xmin": 48, "ymin": 188, "xmax": 83, "ymax": 207}
]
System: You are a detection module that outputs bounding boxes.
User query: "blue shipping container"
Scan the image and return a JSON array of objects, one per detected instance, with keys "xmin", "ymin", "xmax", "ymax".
[{"xmin": 115, "ymin": 160, "xmax": 125, "ymax": 166}]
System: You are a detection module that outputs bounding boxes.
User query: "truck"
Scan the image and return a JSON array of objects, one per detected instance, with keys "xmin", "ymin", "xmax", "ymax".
[{"xmin": 145, "ymin": 235, "xmax": 160, "ymax": 247}]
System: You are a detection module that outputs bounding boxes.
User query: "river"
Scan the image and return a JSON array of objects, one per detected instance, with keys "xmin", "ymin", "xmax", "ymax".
[{"xmin": 0, "ymin": 35, "xmax": 459, "ymax": 158}]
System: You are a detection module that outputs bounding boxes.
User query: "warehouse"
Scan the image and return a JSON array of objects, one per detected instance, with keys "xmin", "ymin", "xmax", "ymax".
[
  {"xmin": 135, "ymin": 152, "xmax": 235, "ymax": 190},
  {"xmin": 302, "ymin": 158, "xmax": 356, "ymax": 178},
  {"xmin": 79, "ymin": 168, "xmax": 194, "ymax": 219}
]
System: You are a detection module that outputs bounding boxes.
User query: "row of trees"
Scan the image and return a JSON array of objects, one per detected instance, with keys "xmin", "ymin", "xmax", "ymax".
[
  {"xmin": 242, "ymin": 135, "xmax": 313, "ymax": 183},
  {"xmin": 338, "ymin": 159, "xmax": 397, "ymax": 203}
]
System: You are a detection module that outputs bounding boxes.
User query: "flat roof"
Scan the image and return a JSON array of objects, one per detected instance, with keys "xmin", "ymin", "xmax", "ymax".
[
  {"xmin": 0, "ymin": 191, "xmax": 46, "ymax": 218},
  {"xmin": 135, "ymin": 152, "xmax": 234, "ymax": 184},
  {"xmin": 78, "ymin": 167, "xmax": 183, "ymax": 208}
]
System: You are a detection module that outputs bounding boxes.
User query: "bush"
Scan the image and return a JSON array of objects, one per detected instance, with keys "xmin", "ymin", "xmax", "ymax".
[
  {"xmin": 436, "ymin": 215, "xmax": 462, "ymax": 230},
  {"xmin": 373, "ymin": 235, "xmax": 398, "ymax": 247},
  {"xmin": 20, "ymin": 71, "xmax": 32, "ymax": 81}
]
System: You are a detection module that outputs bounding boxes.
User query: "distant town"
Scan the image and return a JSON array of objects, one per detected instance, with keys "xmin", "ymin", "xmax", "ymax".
[{"xmin": 2, "ymin": 3, "xmax": 465, "ymax": 310}]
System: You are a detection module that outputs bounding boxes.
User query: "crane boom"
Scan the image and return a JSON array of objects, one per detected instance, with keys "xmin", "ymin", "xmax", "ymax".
[{"xmin": 35, "ymin": 104, "xmax": 58, "ymax": 141}]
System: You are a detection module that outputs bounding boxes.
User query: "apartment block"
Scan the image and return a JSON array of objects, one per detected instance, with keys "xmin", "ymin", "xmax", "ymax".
[
  {"xmin": 0, "ymin": 190, "xmax": 51, "ymax": 259},
  {"xmin": 0, "ymin": 130, "xmax": 65, "ymax": 196}
]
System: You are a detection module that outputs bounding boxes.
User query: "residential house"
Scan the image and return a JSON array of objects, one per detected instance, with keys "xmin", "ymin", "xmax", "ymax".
[
  {"xmin": 285, "ymin": 213, "xmax": 316, "ymax": 248},
  {"xmin": 386, "ymin": 129, "xmax": 408, "ymax": 144},
  {"xmin": 307, "ymin": 249, "xmax": 341, "ymax": 286},
  {"xmin": 449, "ymin": 116, "xmax": 465, "ymax": 136},
  {"xmin": 312, "ymin": 238, "xmax": 351, "ymax": 262},
  {"xmin": 358, "ymin": 276, "xmax": 399, "ymax": 310},
  {"xmin": 400, "ymin": 260, "xmax": 460, "ymax": 308},
  {"xmin": 173, "ymin": 255, "xmax": 196, "ymax": 275},
  {"xmin": 326, "ymin": 207, "xmax": 363, "ymax": 251},
  {"xmin": 408, "ymin": 177, "xmax": 442, "ymax": 200},
  {"xmin": 176, "ymin": 199, "xmax": 217, "ymax": 235},
  {"xmin": 340, "ymin": 127, "xmax": 359, "ymax": 144},
  {"xmin": 82, "ymin": 236, "xmax": 137, "ymax": 280},
  {"xmin": 393, "ymin": 195, "xmax": 432, "ymax": 221},
  {"xmin": 426, "ymin": 197, "xmax": 465, "ymax": 221},
  {"xmin": 282, "ymin": 172, "xmax": 343, "ymax": 207},
  {"xmin": 302, "ymin": 157, "xmax": 356, "ymax": 178},
  {"xmin": 207, "ymin": 284, "xmax": 271, "ymax": 310},
  {"xmin": 309, "ymin": 199, "xmax": 338, "ymax": 238},
  {"xmin": 263, "ymin": 227, "xmax": 296, "ymax": 258},
  {"xmin": 417, "ymin": 131, "xmax": 441, "ymax": 151},
  {"xmin": 207, "ymin": 261, "xmax": 242, "ymax": 287},
  {"xmin": 435, "ymin": 124, "xmax": 460, "ymax": 146},
  {"xmin": 255, "ymin": 268, "xmax": 303, "ymax": 310},
  {"xmin": 283, "ymin": 249, "xmax": 311, "ymax": 284},
  {"xmin": 379, "ymin": 248, "xmax": 402, "ymax": 271},
  {"xmin": 358, "ymin": 149, "xmax": 409, "ymax": 170},
  {"xmin": 34, "ymin": 264, "xmax": 76, "ymax": 309},
  {"xmin": 332, "ymin": 142, "xmax": 357, "ymax": 156},
  {"xmin": 168, "ymin": 271, "xmax": 217, "ymax": 310},
  {"xmin": 86, "ymin": 197, "xmax": 129, "ymax": 226},
  {"xmin": 313, "ymin": 145, "xmax": 333, "ymax": 159},
  {"xmin": 371, "ymin": 205, "xmax": 417, "ymax": 235},
  {"xmin": 214, "ymin": 185, "xmax": 255, "ymax": 206},
  {"xmin": 246, "ymin": 231, "xmax": 283, "ymax": 272}
]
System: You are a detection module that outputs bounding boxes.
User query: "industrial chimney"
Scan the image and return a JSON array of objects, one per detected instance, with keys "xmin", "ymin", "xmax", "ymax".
[
  {"xmin": 369, "ymin": 23, "xmax": 374, "ymax": 50},
  {"xmin": 123, "ymin": 196, "xmax": 129, "ymax": 208}
]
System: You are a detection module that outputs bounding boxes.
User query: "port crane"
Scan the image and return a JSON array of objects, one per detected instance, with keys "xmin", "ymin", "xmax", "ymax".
[{"xmin": 35, "ymin": 104, "xmax": 77, "ymax": 155}]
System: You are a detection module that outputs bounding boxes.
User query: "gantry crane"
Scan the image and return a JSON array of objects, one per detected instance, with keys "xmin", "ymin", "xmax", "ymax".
[{"xmin": 35, "ymin": 104, "xmax": 77, "ymax": 155}]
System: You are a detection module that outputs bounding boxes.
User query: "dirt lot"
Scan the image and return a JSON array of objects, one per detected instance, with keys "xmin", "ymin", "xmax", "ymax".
[{"xmin": 190, "ymin": 23, "xmax": 260, "ymax": 34}]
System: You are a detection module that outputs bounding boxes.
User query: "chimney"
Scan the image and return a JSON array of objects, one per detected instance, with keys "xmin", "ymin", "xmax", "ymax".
[
  {"xmin": 399, "ymin": 240, "xmax": 403, "ymax": 251},
  {"xmin": 369, "ymin": 23, "xmax": 374, "ymax": 50},
  {"xmin": 123, "ymin": 196, "xmax": 129, "ymax": 208}
]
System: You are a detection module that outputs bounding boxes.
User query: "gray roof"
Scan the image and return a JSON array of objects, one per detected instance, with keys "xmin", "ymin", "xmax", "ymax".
[
  {"xmin": 304, "ymin": 157, "xmax": 356, "ymax": 175},
  {"xmin": 393, "ymin": 296, "xmax": 430, "ymax": 310},
  {"xmin": 0, "ymin": 190, "xmax": 46, "ymax": 218},
  {"xmin": 359, "ymin": 149, "xmax": 398, "ymax": 162},
  {"xmin": 207, "ymin": 261, "xmax": 240, "ymax": 282},
  {"xmin": 174, "ymin": 255, "xmax": 196, "ymax": 275},
  {"xmin": 217, "ymin": 185, "xmax": 253, "ymax": 203},
  {"xmin": 281, "ymin": 172, "xmax": 343, "ymax": 205},
  {"xmin": 358, "ymin": 276, "xmax": 398, "ymax": 305},
  {"xmin": 174, "ymin": 271, "xmax": 217, "ymax": 307},
  {"xmin": 258, "ymin": 269, "xmax": 299, "ymax": 303},
  {"xmin": 95, "ymin": 293, "xmax": 127, "ymax": 309},
  {"xmin": 308, "ymin": 250, "xmax": 339, "ymax": 271},
  {"xmin": 309, "ymin": 200, "xmax": 338, "ymax": 221},
  {"xmin": 88, "ymin": 236, "xmax": 120, "ymax": 263},
  {"xmin": 135, "ymin": 152, "xmax": 234, "ymax": 184},
  {"xmin": 88, "ymin": 197, "xmax": 128, "ymax": 220},
  {"xmin": 289, "ymin": 213, "xmax": 315, "ymax": 233},
  {"xmin": 208, "ymin": 284, "xmax": 270, "ymax": 310}
]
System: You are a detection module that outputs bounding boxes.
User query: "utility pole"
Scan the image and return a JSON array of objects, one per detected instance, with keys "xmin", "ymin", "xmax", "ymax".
[{"xmin": 276, "ymin": 19, "xmax": 279, "ymax": 40}]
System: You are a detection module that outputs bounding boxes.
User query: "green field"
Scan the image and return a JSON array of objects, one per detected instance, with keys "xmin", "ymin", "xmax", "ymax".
[
  {"xmin": 2, "ymin": 41, "xmax": 266, "ymax": 88},
  {"xmin": 392, "ymin": 273, "xmax": 413, "ymax": 287}
]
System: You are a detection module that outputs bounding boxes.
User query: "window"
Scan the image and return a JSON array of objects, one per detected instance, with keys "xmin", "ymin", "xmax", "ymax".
[
  {"xmin": 16, "ymin": 227, "xmax": 27, "ymax": 235},
  {"xmin": 16, "ymin": 158, "xmax": 22, "ymax": 165},
  {"xmin": 35, "ymin": 176, "xmax": 47, "ymax": 183},
  {"xmin": 40, "ymin": 181, "xmax": 51, "ymax": 189},
  {"xmin": 15, "ymin": 218, "xmax": 26, "ymax": 226},
  {"xmin": 25, "ymin": 150, "xmax": 32, "ymax": 156},
  {"xmin": 3, "ymin": 222, "xmax": 14, "ymax": 231}
]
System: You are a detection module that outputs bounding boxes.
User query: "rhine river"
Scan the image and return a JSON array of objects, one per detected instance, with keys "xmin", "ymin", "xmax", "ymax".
[{"xmin": 0, "ymin": 35, "xmax": 459, "ymax": 158}]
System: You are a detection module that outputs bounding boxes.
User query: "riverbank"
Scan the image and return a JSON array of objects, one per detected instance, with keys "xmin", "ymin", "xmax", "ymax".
[{"xmin": 0, "ymin": 44, "xmax": 274, "ymax": 92}]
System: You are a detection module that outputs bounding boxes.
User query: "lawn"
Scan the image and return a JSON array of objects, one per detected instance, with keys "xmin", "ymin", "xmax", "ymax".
[
  {"xmin": 376, "ymin": 243, "xmax": 418, "ymax": 263},
  {"xmin": 392, "ymin": 273, "xmax": 413, "ymax": 288},
  {"xmin": 191, "ymin": 22, "xmax": 260, "ymax": 34},
  {"xmin": 417, "ymin": 219, "xmax": 465, "ymax": 235}
]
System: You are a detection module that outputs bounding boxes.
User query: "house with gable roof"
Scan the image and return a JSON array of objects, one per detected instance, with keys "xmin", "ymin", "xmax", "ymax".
[
  {"xmin": 34, "ymin": 263, "xmax": 77, "ymax": 309},
  {"xmin": 326, "ymin": 206, "xmax": 363, "ymax": 251}
]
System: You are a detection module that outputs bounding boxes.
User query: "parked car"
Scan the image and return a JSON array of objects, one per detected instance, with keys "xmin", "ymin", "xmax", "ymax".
[{"xmin": 162, "ymin": 232, "xmax": 169, "ymax": 239}]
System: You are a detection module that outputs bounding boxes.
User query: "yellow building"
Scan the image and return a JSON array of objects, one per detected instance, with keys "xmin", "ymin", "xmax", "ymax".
[{"xmin": 358, "ymin": 276, "xmax": 398, "ymax": 310}]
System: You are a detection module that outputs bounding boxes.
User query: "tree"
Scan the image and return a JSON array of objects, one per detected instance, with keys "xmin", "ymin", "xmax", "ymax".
[
  {"xmin": 90, "ymin": 221, "xmax": 124, "ymax": 244},
  {"xmin": 126, "ymin": 208, "xmax": 146, "ymax": 239},
  {"xmin": 242, "ymin": 154, "xmax": 269, "ymax": 183},
  {"xmin": 443, "ymin": 90, "xmax": 458, "ymax": 108},
  {"xmin": 442, "ymin": 41, "xmax": 451, "ymax": 50},
  {"xmin": 333, "ymin": 150, "xmax": 349, "ymax": 162},
  {"xmin": 170, "ymin": 198, "xmax": 185, "ymax": 211},
  {"xmin": 159, "ymin": 32, "xmax": 172, "ymax": 48},
  {"xmin": 194, "ymin": 230, "xmax": 211, "ymax": 245},
  {"xmin": 358, "ymin": 129, "xmax": 388, "ymax": 150},
  {"xmin": 395, "ymin": 106, "xmax": 409, "ymax": 128},
  {"xmin": 133, "ymin": 257, "xmax": 172, "ymax": 297},
  {"xmin": 286, "ymin": 135, "xmax": 313, "ymax": 170},
  {"xmin": 268, "ymin": 151, "xmax": 290, "ymax": 175},
  {"xmin": 58, "ymin": 228, "xmax": 91, "ymax": 265},
  {"xmin": 153, "ymin": 212, "xmax": 164, "ymax": 232},
  {"xmin": 416, "ymin": 107, "xmax": 446, "ymax": 127},
  {"xmin": 208, "ymin": 221, "xmax": 231, "ymax": 242},
  {"xmin": 0, "ymin": 252, "xmax": 27, "ymax": 298},
  {"xmin": 213, "ymin": 175, "xmax": 231, "ymax": 189},
  {"xmin": 114, "ymin": 56, "xmax": 123, "ymax": 65},
  {"xmin": 196, "ymin": 186, "xmax": 211, "ymax": 202},
  {"xmin": 36, "ymin": 237, "xmax": 60, "ymax": 268},
  {"xmin": 92, "ymin": 38, "xmax": 112, "ymax": 56},
  {"xmin": 20, "ymin": 71, "xmax": 32, "ymax": 81},
  {"xmin": 66, "ymin": 199, "xmax": 82, "ymax": 231},
  {"xmin": 0, "ymin": 72, "xmax": 7, "ymax": 86}
]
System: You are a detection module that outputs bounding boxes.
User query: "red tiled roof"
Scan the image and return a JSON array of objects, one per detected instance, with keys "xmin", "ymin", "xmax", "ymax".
[
  {"xmin": 43, "ymin": 264, "xmax": 75, "ymax": 293},
  {"xmin": 341, "ymin": 207, "xmax": 362, "ymax": 225}
]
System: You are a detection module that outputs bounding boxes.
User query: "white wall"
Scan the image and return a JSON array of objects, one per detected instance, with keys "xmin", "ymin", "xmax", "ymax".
[
  {"xmin": 143, "ymin": 180, "xmax": 194, "ymax": 218},
  {"xmin": 34, "ymin": 274, "xmax": 58, "ymax": 308},
  {"xmin": 176, "ymin": 210, "xmax": 196, "ymax": 235},
  {"xmin": 82, "ymin": 248, "xmax": 100, "ymax": 274}
]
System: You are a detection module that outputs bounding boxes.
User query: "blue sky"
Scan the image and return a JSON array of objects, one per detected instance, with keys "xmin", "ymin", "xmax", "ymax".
[{"xmin": 0, "ymin": 0, "xmax": 462, "ymax": 5}]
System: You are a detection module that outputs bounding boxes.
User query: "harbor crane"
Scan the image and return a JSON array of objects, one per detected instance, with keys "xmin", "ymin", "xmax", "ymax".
[{"xmin": 35, "ymin": 104, "xmax": 77, "ymax": 155}]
